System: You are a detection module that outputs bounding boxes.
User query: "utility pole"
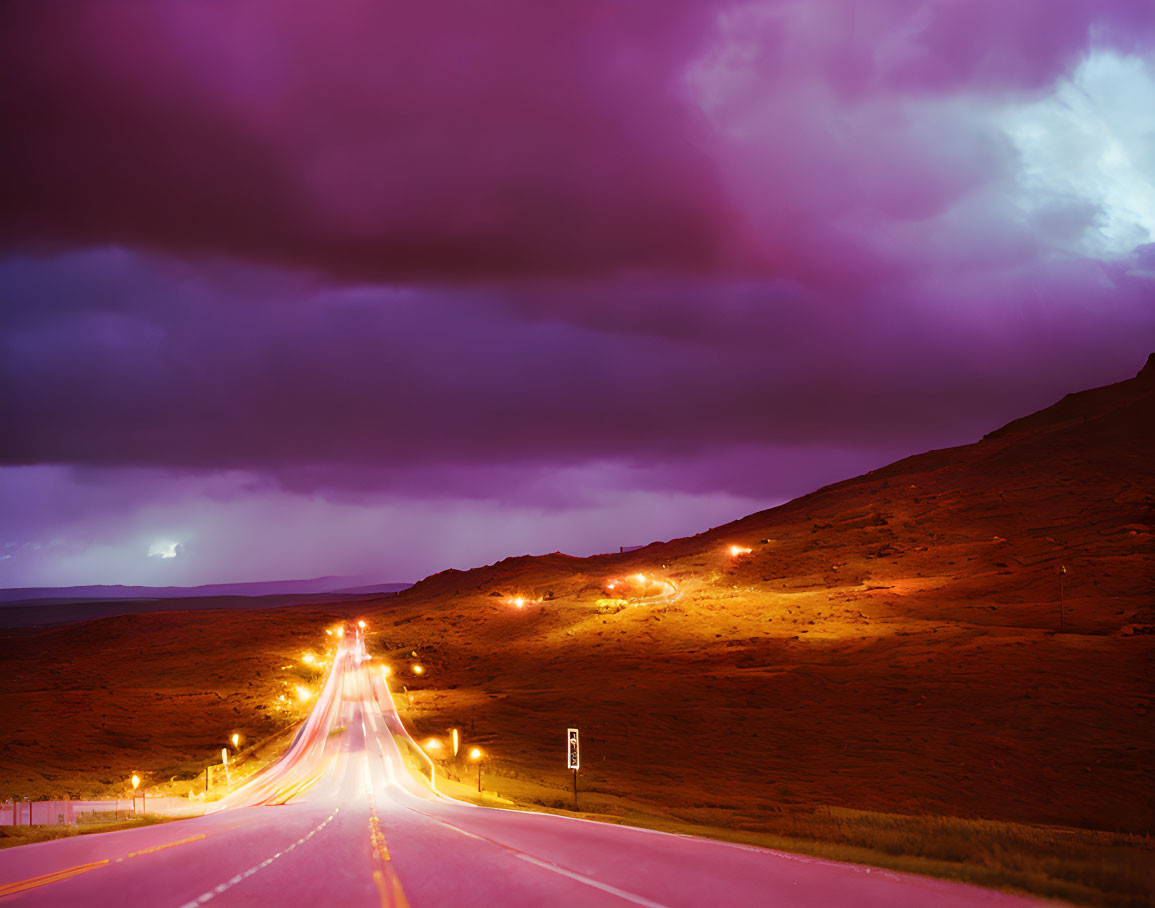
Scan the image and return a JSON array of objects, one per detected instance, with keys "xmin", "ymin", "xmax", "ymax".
[{"xmin": 1059, "ymin": 564, "xmax": 1067, "ymax": 631}]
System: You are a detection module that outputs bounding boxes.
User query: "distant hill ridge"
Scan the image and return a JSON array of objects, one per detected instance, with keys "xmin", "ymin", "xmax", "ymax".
[{"xmin": 0, "ymin": 575, "xmax": 410, "ymax": 603}]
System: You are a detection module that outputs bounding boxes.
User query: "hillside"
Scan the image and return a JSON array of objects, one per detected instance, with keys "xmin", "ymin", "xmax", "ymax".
[
  {"xmin": 403, "ymin": 352, "xmax": 1153, "ymax": 633},
  {"xmin": 365, "ymin": 354, "xmax": 1152, "ymax": 837},
  {"xmin": 1, "ymin": 357, "xmax": 1151, "ymax": 903}
]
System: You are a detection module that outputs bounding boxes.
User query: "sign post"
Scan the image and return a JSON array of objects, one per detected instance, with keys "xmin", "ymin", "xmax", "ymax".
[
  {"xmin": 567, "ymin": 728, "xmax": 580, "ymax": 811},
  {"xmin": 1059, "ymin": 564, "xmax": 1067, "ymax": 631}
]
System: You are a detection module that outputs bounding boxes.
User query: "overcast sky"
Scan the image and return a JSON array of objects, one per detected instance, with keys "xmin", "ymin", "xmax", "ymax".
[{"xmin": 2, "ymin": 0, "xmax": 1153, "ymax": 587}]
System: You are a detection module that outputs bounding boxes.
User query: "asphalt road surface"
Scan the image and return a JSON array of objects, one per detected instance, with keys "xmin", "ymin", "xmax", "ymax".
[{"xmin": 0, "ymin": 628, "xmax": 1044, "ymax": 906}]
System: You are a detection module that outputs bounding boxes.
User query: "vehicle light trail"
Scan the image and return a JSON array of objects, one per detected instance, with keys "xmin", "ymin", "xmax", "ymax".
[{"xmin": 0, "ymin": 621, "xmax": 1049, "ymax": 908}]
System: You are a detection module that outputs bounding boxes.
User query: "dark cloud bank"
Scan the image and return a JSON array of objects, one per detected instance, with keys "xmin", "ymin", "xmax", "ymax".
[{"xmin": 1, "ymin": 0, "xmax": 1153, "ymax": 584}]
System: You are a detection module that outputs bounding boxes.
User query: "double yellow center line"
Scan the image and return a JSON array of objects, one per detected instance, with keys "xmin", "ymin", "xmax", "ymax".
[
  {"xmin": 0, "ymin": 860, "xmax": 110, "ymax": 898},
  {"xmin": 0, "ymin": 834, "xmax": 205, "ymax": 899}
]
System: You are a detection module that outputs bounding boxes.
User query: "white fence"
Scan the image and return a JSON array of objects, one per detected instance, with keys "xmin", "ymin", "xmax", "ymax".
[{"xmin": 1, "ymin": 797, "xmax": 190, "ymax": 826}]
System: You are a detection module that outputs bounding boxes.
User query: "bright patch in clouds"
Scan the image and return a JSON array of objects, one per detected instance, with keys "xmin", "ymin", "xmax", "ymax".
[
  {"xmin": 148, "ymin": 539, "xmax": 182, "ymax": 560},
  {"xmin": 1002, "ymin": 51, "xmax": 1155, "ymax": 259}
]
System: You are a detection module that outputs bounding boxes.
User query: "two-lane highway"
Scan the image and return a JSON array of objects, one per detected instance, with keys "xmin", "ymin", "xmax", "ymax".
[{"xmin": 0, "ymin": 627, "xmax": 1045, "ymax": 906}]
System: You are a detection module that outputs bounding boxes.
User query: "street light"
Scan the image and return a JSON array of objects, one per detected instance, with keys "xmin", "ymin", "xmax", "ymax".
[
  {"xmin": 423, "ymin": 737, "xmax": 442, "ymax": 753},
  {"xmin": 452, "ymin": 728, "xmax": 459, "ymax": 757},
  {"xmin": 131, "ymin": 774, "xmax": 141, "ymax": 813},
  {"xmin": 231, "ymin": 733, "xmax": 240, "ymax": 749},
  {"xmin": 358, "ymin": 620, "xmax": 366, "ymax": 629},
  {"xmin": 412, "ymin": 664, "xmax": 424, "ymax": 675},
  {"xmin": 470, "ymin": 747, "xmax": 483, "ymax": 793}
]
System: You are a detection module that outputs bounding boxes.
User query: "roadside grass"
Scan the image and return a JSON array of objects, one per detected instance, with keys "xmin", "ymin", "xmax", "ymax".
[
  {"xmin": 413, "ymin": 762, "xmax": 1154, "ymax": 907},
  {"xmin": 653, "ymin": 807, "xmax": 1155, "ymax": 908},
  {"xmin": 0, "ymin": 814, "xmax": 179, "ymax": 850}
]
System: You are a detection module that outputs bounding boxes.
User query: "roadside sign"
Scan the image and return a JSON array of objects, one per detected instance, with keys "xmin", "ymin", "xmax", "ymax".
[{"xmin": 567, "ymin": 727, "xmax": 580, "ymax": 770}]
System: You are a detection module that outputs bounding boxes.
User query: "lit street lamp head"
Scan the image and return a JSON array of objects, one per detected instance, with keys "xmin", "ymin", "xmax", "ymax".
[
  {"xmin": 469, "ymin": 747, "xmax": 483, "ymax": 761},
  {"xmin": 231, "ymin": 733, "xmax": 240, "ymax": 748},
  {"xmin": 131, "ymin": 774, "xmax": 140, "ymax": 790}
]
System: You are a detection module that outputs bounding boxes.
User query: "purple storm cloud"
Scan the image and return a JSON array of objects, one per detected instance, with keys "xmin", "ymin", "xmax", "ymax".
[{"xmin": 1, "ymin": 0, "xmax": 1153, "ymax": 586}]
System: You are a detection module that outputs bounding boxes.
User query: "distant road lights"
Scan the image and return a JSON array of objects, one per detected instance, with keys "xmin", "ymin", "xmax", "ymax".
[
  {"xmin": 295, "ymin": 684, "xmax": 313, "ymax": 703},
  {"xmin": 412, "ymin": 664, "xmax": 424, "ymax": 676},
  {"xmin": 358, "ymin": 620, "xmax": 366, "ymax": 629},
  {"xmin": 634, "ymin": 573, "xmax": 646, "ymax": 583},
  {"xmin": 513, "ymin": 597, "xmax": 525, "ymax": 608},
  {"xmin": 325, "ymin": 629, "xmax": 332, "ymax": 636},
  {"xmin": 729, "ymin": 545, "xmax": 753, "ymax": 557},
  {"xmin": 423, "ymin": 738, "xmax": 442, "ymax": 754},
  {"xmin": 380, "ymin": 664, "xmax": 392, "ymax": 678},
  {"xmin": 302, "ymin": 652, "xmax": 316, "ymax": 665}
]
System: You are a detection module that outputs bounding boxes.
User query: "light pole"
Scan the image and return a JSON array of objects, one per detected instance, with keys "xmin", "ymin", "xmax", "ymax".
[
  {"xmin": 1059, "ymin": 565, "xmax": 1067, "ymax": 631},
  {"xmin": 470, "ymin": 747, "xmax": 483, "ymax": 793}
]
